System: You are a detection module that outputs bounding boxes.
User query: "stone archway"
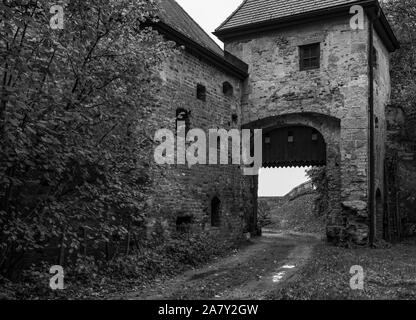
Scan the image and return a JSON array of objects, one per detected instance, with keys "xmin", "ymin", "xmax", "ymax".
[{"xmin": 243, "ymin": 112, "xmax": 343, "ymax": 242}]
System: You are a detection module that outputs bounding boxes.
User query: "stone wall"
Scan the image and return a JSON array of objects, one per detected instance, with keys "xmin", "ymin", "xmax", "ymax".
[
  {"xmin": 259, "ymin": 181, "xmax": 315, "ymax": 211},
  {"xmin": 386, "ymin": 104, "xmax": 416, "ymax": 238},
  {"xmin": 224, "ymin": 15, "xmax": 374, "ymax": 244},
  {"xmin": 373, "ymin": 26, "xmax": 391, "ymax": 239},
  {"xmin": 147, "ymin": 47, "xmax": 255, "ymax": 241},
  {"xmin": 258, "ymin": 197, "xmax": 285, "ymax": 211},
  {"xmin": 145, "ymin": 12, "xmax": 396, "ymax": 245}
]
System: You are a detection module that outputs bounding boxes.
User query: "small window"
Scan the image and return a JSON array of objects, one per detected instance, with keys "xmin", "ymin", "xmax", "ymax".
[
  {"xmin": 265, "ymin": 135, "xmax": 271, "ymax": 144},
  {"xmin": 288, "ymin": 131, "xmax": 294, "ymax": 143},
  {"xmin": 176, "ymin": 108, "xmax": 190, "ymax": 134},
  {"xmin": 232, "ymin": 114, "xmax": 238, "ymax": 124},
  {"xmin": 299, "ymin": 43, "xmax": 320, "ymax": 71},
  {"xmin": 211, "ymin": 197, "xmax": 221, "ymax": 227},
  {"xmin": 312, "ymin": 129, "xmax": 319, "ymax": 141},
  {"xmin": 372, "ymin": 46, "xmax": 378, "ymax": 68},
  {"xmin": 197, "ymin": 84, "xmax": 206, "ymax": 101},
  {"xmin": 223, "ymin": 82, "xmax": 234, "ymax": 96},
  {"xmin": 375, "ymin": 117, "xmax": 379, "ymax": 129},
  {"xmin": 176, "ymin": 215, "xmax": 193, "ymax": 233}
]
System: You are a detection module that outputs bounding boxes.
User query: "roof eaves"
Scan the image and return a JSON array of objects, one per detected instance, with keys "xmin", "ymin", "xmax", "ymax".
[
  {"xmin": 154, "ymin": 21, "xmax": 249, "ymax": 79},
  {"xmin": 215, "ymin": 0, "xmax": 374, "ymax": 36},
  {"xmin": 214, "ymin": 0, "xmax": 399, "ymax": 52},
  {"xmin": 215, "ymin": 0, "xmax": 249, "ymax": 32},
  {"xmin": 170, "ymin": 0, "xmax": 225, "ymax": 56}
]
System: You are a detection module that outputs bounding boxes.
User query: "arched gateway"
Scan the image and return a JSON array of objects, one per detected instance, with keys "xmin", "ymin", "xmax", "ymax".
[
  {"xmin": 244, "ymin": 112, "xmax": 346, "ymax": 243},
  {"xmin": 215, "ymin": 0, "xmax": 399, "ymax": 246},
  {"xmin": 151, "ymin": 0, "xmax": 399, "ymax": 247}
]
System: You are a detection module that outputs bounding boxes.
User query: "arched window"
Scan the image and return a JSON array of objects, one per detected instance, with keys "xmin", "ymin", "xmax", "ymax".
[
  {"xmin": 176, "ymin": 108, "xmax": 190, "ymax": 134},
  {"xmin": 223, "ymin": 82, "xmax": 234, "ymax": 96},
  {"xmin": 211, "ymin": 196, "xmax": 221, "ymax": 227}
]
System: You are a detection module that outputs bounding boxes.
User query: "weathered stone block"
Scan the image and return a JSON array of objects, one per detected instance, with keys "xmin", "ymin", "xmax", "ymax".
[
  {"xmin": 347, "ymin": 222, "xmax": 369, "ymax": 245},
  {"xmin": 342, "ymin": 200, "xmax": 367, "ymax": 211}
]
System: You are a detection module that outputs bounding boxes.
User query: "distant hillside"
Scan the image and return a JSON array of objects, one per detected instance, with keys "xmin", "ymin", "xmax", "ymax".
[
  {"xmin": 258, "ymin": 197, "xmax": 285, "ymax": 211},
  {"xmin": 258, "ymin": 180, "xmax": 315, "ymax": 211},
  {"xmin": 259, "ymin": 192, "xmax": 325, "ymax": 235}
]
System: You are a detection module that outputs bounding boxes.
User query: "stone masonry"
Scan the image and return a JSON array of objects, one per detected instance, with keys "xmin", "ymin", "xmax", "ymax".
[
  {"xmin": 149, "ymin": 45, "xmax": 255, "ymax": 241},
  {"xmin": 151, "ymin": 0, "xmax": 399, "ymax": 246},
  {"xmin": 214, "ymin": 0, "xmax": 398, "ymax": 245}
]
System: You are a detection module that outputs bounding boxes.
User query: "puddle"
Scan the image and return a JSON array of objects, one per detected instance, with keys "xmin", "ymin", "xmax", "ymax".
[
  {"xmin": 272, "ymin": 272, "xmax": 286, "ymax": 283},
  {"xmin": 272, "ymin": 265, "xmax": 296, "ymax": 283}
]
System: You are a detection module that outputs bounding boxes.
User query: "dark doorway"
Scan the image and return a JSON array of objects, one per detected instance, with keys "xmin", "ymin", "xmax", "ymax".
[
  {"xmin": 176, "ymin": 215, "xmax": 193, "ymax": 233},
  {"xmin": 211, "ymin": 197, "xmax": 221, "ymax": 227}
]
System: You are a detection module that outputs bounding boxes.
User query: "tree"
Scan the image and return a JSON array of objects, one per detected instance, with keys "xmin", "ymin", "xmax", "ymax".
[
  {"xmin": 0, "ymin": 0, "xmax": 174, "ymax": 277},
  {"xmin": 383, "ymin": 0, "xmax": 416, "ymax": 235},
  {"xmin": 257, "ymin": 201, "xmax": 272, "ymax": 228},
  {"xmin": 384, "ymin": 0, "xmax": 416, "ymax": 121}
]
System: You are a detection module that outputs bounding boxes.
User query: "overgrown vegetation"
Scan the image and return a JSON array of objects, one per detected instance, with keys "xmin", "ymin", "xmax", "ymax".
[
  {"xmin": 268, "ymin": 193, "xmax": 326, "ymax": 234},
  {"xmin": 257, "ymin": 201, "xmax": 272, "ymax": 228},
  {"xmin": 269, "ymin": 239, "xmax": 416, "ymax": 300},
  {"xmin": 0, "ymin": 232, "xmax": 241, "ymax": 300},
  {"xmin": 0, "ymin": 0, "xmax": 249, "ymax": 300},
  {"xmin": 383, "ymin": 0, "xmax": 416, "ymax": 235},
  {"xmin": 384, "ymin": 0, "xmax": 416, "ymax": 120},
  {"xmin": 0, "ymin": 0, "xmax": 177, "ymax": 282}
]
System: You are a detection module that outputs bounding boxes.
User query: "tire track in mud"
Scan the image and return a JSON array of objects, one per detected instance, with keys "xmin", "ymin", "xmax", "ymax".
[{"xmin": 116, "ymin": 231, "xmax": 321, "ymax": 300}]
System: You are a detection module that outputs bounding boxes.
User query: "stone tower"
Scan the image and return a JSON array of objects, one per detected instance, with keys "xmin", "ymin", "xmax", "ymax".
[{"xmin": 215, "ymin": 0, "xmax": 399, "ymax": 245}]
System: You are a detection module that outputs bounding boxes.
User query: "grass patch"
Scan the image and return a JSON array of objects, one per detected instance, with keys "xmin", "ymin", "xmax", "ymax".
[{"xmin": 269, "ymin": 239, "xmax": 416, "ymax": 300}]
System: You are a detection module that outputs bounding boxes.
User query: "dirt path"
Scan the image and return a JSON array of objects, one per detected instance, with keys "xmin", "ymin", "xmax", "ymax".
[{"xmin": 115, "ymin": 231, "xmax": 322, "ymax": 300}]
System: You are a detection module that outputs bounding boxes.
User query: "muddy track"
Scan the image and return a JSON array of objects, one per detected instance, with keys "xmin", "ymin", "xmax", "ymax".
[{"xmin": 114, "ymin": 231, "xmax": 322, "ymax": 300}]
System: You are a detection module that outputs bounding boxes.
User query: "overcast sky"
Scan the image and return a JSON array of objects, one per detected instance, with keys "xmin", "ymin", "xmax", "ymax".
[
  {"xmin": 176, "ymin": 0, "xmax": 242, "ymax": 47},
  {"xmin": 175, "ymin": 0, "xmax": 310, "ymax": 196}
]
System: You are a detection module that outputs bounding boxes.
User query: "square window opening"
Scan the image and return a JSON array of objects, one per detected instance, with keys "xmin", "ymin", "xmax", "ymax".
[{"xmin": 299, "ymin": 43, "xmax": 320, "ymax": 71}]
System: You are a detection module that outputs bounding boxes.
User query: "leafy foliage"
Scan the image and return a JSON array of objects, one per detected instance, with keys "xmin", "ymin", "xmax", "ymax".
[
  {"xmin": 257, "ymin": 201, "xmax": 272, "ymax": 228},
  {"xmin": 384, "ymin": 0, "xmax": 416, "ymax": 133},
  {"xmin": 268, "ymin": 193, "xmax": 326, "ymax": 234},
  {"xmin": 306, "ymin": 167, "xmax": 329, "ymax": 217},
  {"xmin": 0, "ymin": 0, "xmax": 175, "ymax": 277},
  {"xmin": 1, "ymin": 231, "xmax": 240, "ymax": 300},
  {"xmin": 383, "ymin": 0, "xmax": 416, "ymax": 233},
  {"xmin": 269, "ymin": 240, "xmax": 416, "ymax": 300}
]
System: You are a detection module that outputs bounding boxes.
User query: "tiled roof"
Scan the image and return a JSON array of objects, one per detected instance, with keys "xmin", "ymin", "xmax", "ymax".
[
  {"xmin": 156, "ymin": 0, "xmax": 224, "ymax": 57},
  {"xmin": 216, "ymin": 0, "xmax": 359, "ymax": 32}
]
